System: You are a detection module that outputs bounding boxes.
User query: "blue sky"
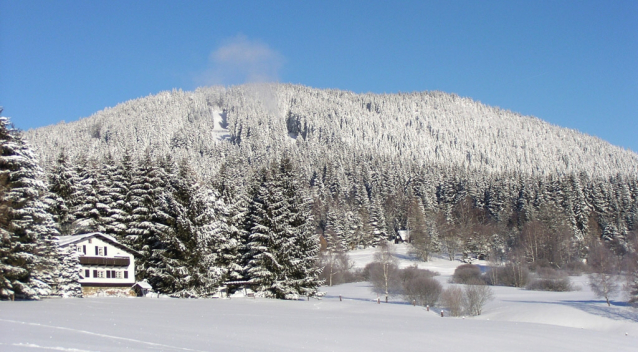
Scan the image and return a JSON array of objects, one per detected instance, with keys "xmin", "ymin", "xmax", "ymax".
[{"xmin": 1, "ymin": 1, "xmax": 636, "ymax": 152}]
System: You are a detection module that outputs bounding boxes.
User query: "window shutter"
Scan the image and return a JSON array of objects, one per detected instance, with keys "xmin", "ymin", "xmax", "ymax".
[
  {"xmin": 95, "ymin": 246, "xmax": 98, "ymax": 255},
  {"xmin": 112, "ymin": 270, "xmax": 116, "ymax": 278},
  {"xmin": 85, "ymin": 269, "xmax": 90, "ymax": 278},
  {"xmin": 106, "ymin": 271, "xmax": 111, "ymax": 278},
  {"xmin": 83, "ymin": 245, "xmax": 86, "ymax": 254},
  {"xmin": 93, "ymin": 270, "xmax": 98, "ymax": 277},
  {"xmin": 104, "ymin": 246, "xmax": 107, "ymax": 256},
  {"xmin": 124, "ymin": 271, "xmax": 128, "ymax": 279}
]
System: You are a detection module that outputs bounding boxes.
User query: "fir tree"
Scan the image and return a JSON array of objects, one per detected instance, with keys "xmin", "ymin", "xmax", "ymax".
[
  {"xmin": 125, "ymin": 153, "xmax": 172, "ymax": 286},
  {"xmin": 0, "ymin": 114, "xmax": 59, "ymax": 300},
  {"xmin": 245, "ymin": 158, "xmax": 321, "ymax": 299},
  {"xmin": 56, "ymin": 246, "xmax": 82, "ymax": 297}
]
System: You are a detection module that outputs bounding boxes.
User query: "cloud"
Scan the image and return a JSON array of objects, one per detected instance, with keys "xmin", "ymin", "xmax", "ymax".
[{"xmin": 202, "ymin": 34, "xmax": 285, "ymax": 86}]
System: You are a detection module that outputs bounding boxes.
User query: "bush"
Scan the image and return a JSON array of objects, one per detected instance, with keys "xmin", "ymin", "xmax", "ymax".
[
  {"xmin": 452, "ymin": 264, "xmax": 483, "ymax": 284},
  {"xmin": 399, "ymin": 265, "xmax": 438, "ymax": 284},
  {"xmin": 364, "ymin": 262, "xmax": 402, "ymax": 297},
  {"xmin": 403, "ymin": 276, "xmax": 442, "ymax": 307},
  {"xmin": 440, "ymin": 286, "xmax": 464, "ymax": 317},
  {"xmin": 526, "ymin": 278, "xmax": 573, "ymax": 291},
  {"xmin": 564, "ymin": 260, "xmax": 588, "ymax": 276},
  {"xmin": 484, "ymin": 263, "xmax": 529, "ymax": 287},
  {"xmin": 463, "ymin": 282, "xmax": 494, "ymax": 316}
]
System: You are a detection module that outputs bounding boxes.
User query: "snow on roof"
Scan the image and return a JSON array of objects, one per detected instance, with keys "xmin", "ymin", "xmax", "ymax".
[
  {"xmin": 397, "ymin": 230, "xmax": 409, "ymax": 241},
  {"xmin": 56, "ymin": 232, "xmax": 116, "ymax": 246},
  {"xmin": 133, "ymin": 281, "xmax": 153, "ymax": 290},
  {"xmin": 55, "ymin": 232, "xmax": 141, "ymax": 257}
]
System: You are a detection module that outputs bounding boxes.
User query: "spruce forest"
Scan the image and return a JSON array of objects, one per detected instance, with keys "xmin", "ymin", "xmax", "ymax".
[{"xmin": 2, "ymin": 84, "xmax": 638, "ymax": 299}]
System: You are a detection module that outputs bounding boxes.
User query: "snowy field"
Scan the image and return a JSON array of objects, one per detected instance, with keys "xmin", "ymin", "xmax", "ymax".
[{"xmin": 1, "ymin": 244, "xmax": 637, "ymax": 351}]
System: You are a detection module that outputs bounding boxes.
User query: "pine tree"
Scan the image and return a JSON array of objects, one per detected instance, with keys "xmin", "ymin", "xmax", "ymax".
[
  {"xmin": 245, "ymin": 158, "xmax": 321, "ymax": 299},
  {"xmin": 0, "ymin": 115, "xmax": 60, "ymax": 300},
  {"xmin": 125, "ymin": 153, "xmax": 172, "ymax": 286},
  {"xmin": 56, "ymin": 246, "xmax": 82, "ymax": 297},
  {"xmin": 69, "ymin": 155, "xmax": 102, "ymax": 234},
  {"xmin": 46, "ymin": 151, "xmax": 78, "ymax": 235}
]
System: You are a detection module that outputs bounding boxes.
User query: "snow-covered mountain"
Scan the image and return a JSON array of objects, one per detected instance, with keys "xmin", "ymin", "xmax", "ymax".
[{"xmin": 24, "ymin": 83, "xmax": 638, "ymax": 179}]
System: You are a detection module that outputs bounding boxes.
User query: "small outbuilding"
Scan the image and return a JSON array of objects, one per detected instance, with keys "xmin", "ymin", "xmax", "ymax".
[
  {"xmin": 132, "ymin": 281, "xmax": 154, "ymax": 297},
  {"xmin": 396, "ymin": 230, "xmax": 410, "ymax": 243}
]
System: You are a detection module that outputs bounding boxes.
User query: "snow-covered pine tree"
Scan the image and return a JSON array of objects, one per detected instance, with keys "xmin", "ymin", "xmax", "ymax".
[
  {"xmin": 125, "ymin": 152, "xmax": 172, "ymax": 285},
  {"xmin": 46, "ymin": 151, "xmax": 78, "ymax": 235},
  {"xmin": 0, "ymin": 114, "xmax": 60, "ymax": 300},
  {"xmin": 369, "ymin": 195, "xmax": 388, "ymax": 246},
  {"xmin": 94, "ymin": 153, "xmax": 124, "ymax": 238},
  {"xmin": 69, "ymin": 155, "xmax": 102, "ymax": 234},
  {"xmin": 212, "ymin": 158, "xmax": 249, "ymax": 282},
  {"xmin": 275, "ymin": 157, "xmax": 322, "ymax": 297},
  {"xmin": 108, "ymin": 150, "xmax": 134, "ymax": 241},
  {"xmin": 245, "ymin": 158, "xmax": 321, "ymax": 299},
  {"xmin": 55, "ymin": 246, "xmax": 82, "ymax": 297}
]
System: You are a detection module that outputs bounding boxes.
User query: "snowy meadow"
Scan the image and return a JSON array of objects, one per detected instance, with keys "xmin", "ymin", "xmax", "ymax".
[{"xmin": 2, "ymin": 245, "xmax": 637, "ymax": 352}]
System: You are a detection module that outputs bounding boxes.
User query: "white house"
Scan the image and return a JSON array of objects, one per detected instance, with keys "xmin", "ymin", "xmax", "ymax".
[{"xmin": 56, "ymin": 233, "xmax": 140, "ymax": 296}]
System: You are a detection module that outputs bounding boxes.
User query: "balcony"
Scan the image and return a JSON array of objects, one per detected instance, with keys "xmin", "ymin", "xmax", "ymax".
[{"xmin": 79, "ymin": 256, "xmax": 130, "ymax": 266}]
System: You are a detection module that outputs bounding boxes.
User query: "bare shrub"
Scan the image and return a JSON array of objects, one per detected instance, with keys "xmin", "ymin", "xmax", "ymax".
[
  {"xmin": 588, "ymin": 243, "xmax": 619, "ymax": 306},
  {"xmin": 399, "ymin": 265, "xmax": 438, "ymax": 284},
  {"xmin": 452, "ymin": 264, "xmax": 483, "ymax": 284},
  {"xmin": 485, "ymin": 263, "xmax": 529, "ymax": 287},
  {"xmin": 365, "ymin": 262, "xmax": 402, "ymax": 297},
  {"xmin": 564, "ymin": 260, "xmax": 588, "ymax": 276},
  {"xmin": 318, "ymin": 250, "xmax": 353, "ymax": 286},
  {"xmin": 403, "ymin": 276, "xmax": 442, "ymax": 307},
  {"xmin": 366, "ymin": 243, "xmax": 402, "ymax": 300},
  {"xmin": 526, "ymin": 268, "xmax": 573, "ymax": 292},
  {"xmin": 440, "ymin": 286, "xmax": 464, "ymax": 317},
  {"xmin": 526, "ymin": 278, "xmax": 572, "ymax": 291},
  {"xmin": 463, "ymin": 281, "xmax": 494, "ymax": 316}
]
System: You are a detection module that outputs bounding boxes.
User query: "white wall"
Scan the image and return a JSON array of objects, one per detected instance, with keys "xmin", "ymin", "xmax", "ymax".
[{"xmin": 69, "ymin": 236, "xmax": 136, "ymax": 286}]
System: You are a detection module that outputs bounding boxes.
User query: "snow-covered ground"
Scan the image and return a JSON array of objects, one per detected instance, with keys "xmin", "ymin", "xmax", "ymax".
[{"xmin": 1, "ymin": 244, "xmax": 636, "ymax": 351}]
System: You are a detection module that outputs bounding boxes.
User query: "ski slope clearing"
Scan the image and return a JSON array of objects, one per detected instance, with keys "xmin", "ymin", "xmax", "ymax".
[{"xmin": 1, "ymin": 244, "xmax": 636, "ymax": 351}]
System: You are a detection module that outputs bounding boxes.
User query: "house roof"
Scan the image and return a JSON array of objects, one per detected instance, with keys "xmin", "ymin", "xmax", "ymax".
[
  {"xmin": 133, "ymin": 281, "xmax": 153, "ymax": 290},
  {"xmin": 55, "ymin": 232, "xmax": 141, "ymax": 257}
]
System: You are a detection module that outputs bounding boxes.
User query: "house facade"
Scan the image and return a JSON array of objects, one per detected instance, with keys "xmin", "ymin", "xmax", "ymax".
[{"xmin": 56, "ymin": 233, "xmax": 140, "ymax": 296}]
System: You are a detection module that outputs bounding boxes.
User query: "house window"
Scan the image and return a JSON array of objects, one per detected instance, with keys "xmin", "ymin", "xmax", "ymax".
[
  {"xmin": 89, "ymin": 238, "xmax": 92, "ymax": 244},
  {"xmin": 98, "ymin": 247, "xmax": 104, "ymax": 256},
  {"xmin": 85, "ymin": 269, "xmax": 90, "ymax": 278},
  {"xmin": 97, "ymin": 271, "xmax": 105, "ymax": 278},
  {"xmin": 115, "ymin": 271, "xmax": 123, "ymax": 279}
]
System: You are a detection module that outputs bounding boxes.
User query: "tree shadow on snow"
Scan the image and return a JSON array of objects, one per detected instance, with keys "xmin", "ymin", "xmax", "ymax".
[{"xmin": 505, "ymin": 299, "xmax": 638, "ymax": 323}]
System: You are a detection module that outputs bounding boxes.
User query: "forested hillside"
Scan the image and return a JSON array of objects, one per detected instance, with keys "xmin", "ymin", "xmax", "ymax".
[{"xmin": 18, "ymin": 84, "xmax": 638, "ymax": 297}]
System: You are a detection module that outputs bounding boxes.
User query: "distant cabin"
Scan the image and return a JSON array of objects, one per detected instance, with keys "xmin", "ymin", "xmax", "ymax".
[
  {"xmin": 396, "ymin": 230, "xmax": 410, "ymax": 243},
  {"xmin": 56, "ymin": 233, "xmax": 140, "ymax": 297}
]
